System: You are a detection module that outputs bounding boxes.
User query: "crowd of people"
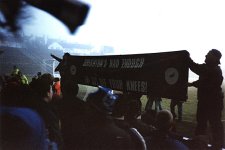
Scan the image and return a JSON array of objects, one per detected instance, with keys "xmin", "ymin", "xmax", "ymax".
[{"xmin": 0, "ymin": 49, "xmax": 224, "ymax": 150}]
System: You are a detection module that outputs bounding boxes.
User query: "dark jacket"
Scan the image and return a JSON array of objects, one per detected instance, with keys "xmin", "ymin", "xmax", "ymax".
[
  {"xmin": 58, "ymin": 97, "xmax": 88, "ymax": 150},
  {"xmin": 189, "ymin": 59, "xmax": 224, "ymax": 109},
  {"xmin": 84, "ymin": 115, "xmax": 134, "ymax": 150},
  {"xmin": 145, "ymin": 130, "xmax": 189, "ymax": 150}
]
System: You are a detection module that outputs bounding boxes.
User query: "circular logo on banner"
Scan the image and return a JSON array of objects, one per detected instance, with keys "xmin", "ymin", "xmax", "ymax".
[
  {"xmin": 165, "ymin": 67, "xmax": 179, "ymax": 85},
  {"xmin": 70, "ymin": 65, "xmax": 77, "ymax": 75}
]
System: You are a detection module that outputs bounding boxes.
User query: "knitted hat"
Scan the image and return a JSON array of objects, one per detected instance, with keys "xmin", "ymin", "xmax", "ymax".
[{"xmin": 209, "ymin": 49, "xmax": 222, "ymax": 64}]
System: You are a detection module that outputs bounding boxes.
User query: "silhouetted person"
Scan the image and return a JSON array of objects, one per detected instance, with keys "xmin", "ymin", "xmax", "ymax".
[
  {"xmin": 145, "ymin": 110, "xmax": 189, "ymax": 150},
  {"xmin": 112, "ymin": 93, "xmax": 147, "ymax": 150},
  {"xmin": 53, "ymin": 53, "xmax": 72, "ymax": 97},
  {"xmin": 141, "ymin": 109, "xmax": 157, "ymax": 127},
  {"xmin": 17, "ymin": 71, "xmax": 29, "ymax": 84},
  {"xmin": 0, "ymin": 80, "xmax": 35, "ymax": 108},
  {"xmin": 11, "ymin": 65, "xmax": 19, "ymax": 77},
  {"xmin": 0, "ymin": 107, "xmax": 49, "ymax": 150},
  {"xmin": 0, "ymin": 80, "xmax": 59, "ymax": 150},
  {"xmin": 125, "ymin": 93, "xmax": 155, "ymax": 137},
  {"xmin": 52, "ymin": 77, "xmax": 61, "ymax": 96},
  {"xmin": 37, "ymin": 72, "xmax": 42, "ymax": 78},
  {"xmin": 112, "ymin": 93, "xmax": 131, "ymax": 130},
  {"xmin": 170, "ymin": 99, "xmax": 184, "ymax": 121},
  {"xmin": 188, "ymin": 49, "xmax": 224, "ymax": 150},
  {"xmin": 145, "ymin": 95, "xmax": 162, "ymax": 112},
  {"xmin": 58, "ymin": 80, "xmax": 88, "ymax": 150},
  {"xmin": 51, "ymin": 78, "xmax": 61, "ymax": 106},
  {"xmin": 84, "ymin": 86, "xmax": 134, "ymax": 150},
  {"xmin": 30, "ymin": 73, "xmax": 63, "ymax": 150}
]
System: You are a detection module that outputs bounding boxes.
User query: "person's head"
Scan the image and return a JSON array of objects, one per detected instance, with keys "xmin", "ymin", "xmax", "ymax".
[
  {"xmin": 63, "ymin": 53, "xmax": 71, "ymax": 62},
  {"xmin": 30, "ymin": 73, "xmax": 54, "ymax": 103},
  {"xmin": 0, "ymin": 78, "xmax": 37, "ymax": 108},
  {"xmin": 40, "ymin": 73, "xmax": 54, "ymax": 86},
  {"xmin": 155, "ymin": 110, "xmax": 173, "ymax": 131},
  {"xmin": 141, "ymin": 109, "xmax": 157, "ymax": 126},
  {"xmin": 205, "ymin": 49, "xmax": 222, "ymax": 65},
  {"xmin": 0, "ymin": 107, "xmax": 48, "ymax": 150}
]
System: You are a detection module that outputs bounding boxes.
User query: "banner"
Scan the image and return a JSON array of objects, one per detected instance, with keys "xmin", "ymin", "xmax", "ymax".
[{"xmin": 56, "ymin": 50, "xmax": 189, "ymax": 100}]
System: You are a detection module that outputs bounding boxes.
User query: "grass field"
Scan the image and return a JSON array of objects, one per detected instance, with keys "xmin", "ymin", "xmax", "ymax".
[
  {"xmin": 140, "ymin": 87, "xmax": 198, "ymax": 122},
  {"xmin": 77, "ymin": 85, "xmax": 225, "ymax": 139}
]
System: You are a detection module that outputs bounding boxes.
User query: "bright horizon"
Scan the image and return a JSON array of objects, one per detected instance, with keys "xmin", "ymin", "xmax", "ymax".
[{"xmin": 22, "ymin": 0, "xmax": 225, "ymax": 78}]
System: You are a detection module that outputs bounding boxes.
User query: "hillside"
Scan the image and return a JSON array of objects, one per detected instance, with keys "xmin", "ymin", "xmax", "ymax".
[
  {"xmin": 0, "ymin": 46, "xmax": 64, "ymax": 77},
  {"xmin": 0, "ymin": 46, "xmax": 42, "ymax": 76}
]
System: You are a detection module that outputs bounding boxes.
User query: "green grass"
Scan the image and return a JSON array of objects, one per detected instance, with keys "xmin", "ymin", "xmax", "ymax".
[{"xmin": 140, "ymin": 87, "xmax": 198, "ymax": 123}]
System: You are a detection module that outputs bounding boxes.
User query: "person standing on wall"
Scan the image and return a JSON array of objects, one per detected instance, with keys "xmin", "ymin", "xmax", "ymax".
[{"xmin": 188, "ymin": 49, "xmax": 224, "ymax": 150}]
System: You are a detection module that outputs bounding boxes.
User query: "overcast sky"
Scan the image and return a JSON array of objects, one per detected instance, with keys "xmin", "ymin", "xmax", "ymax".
[{"xmin": 22, "ymin": 0, "xmax": 225, "ymax": 74}]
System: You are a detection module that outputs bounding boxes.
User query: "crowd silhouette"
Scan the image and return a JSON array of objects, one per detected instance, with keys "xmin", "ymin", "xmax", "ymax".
[{"xmin": 0, "ymin": 49, "xmax": 224, "ymax": 150}]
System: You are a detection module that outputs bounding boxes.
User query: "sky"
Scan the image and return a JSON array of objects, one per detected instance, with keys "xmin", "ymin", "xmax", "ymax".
[{"xmin": 22, "ymin": 0, "xmax": 225, "ymax": 76}]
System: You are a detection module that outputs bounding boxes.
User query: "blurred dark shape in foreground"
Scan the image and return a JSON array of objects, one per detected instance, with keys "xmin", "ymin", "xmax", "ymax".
[{"xmin": 0, "ymin": 0, "xmax": 90, "ymax": 35}]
